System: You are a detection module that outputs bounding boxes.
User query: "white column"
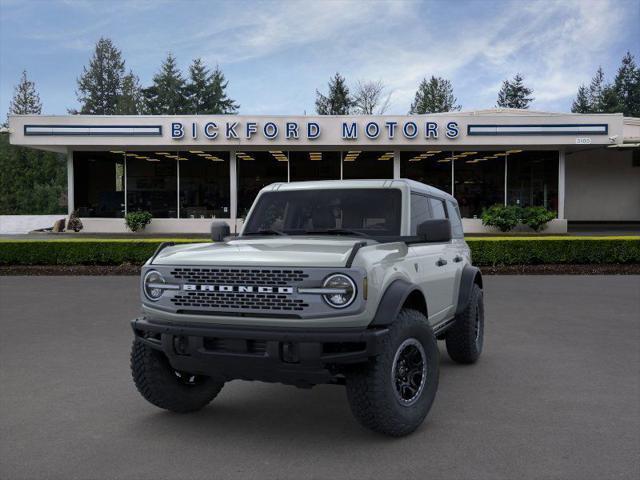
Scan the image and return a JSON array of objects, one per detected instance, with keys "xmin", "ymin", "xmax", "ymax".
[
  {"xmin": 176, "ymin": 158, "xmax": 180, "ymax": 219},
  {"xmin": 340, "ymin": 151, "xmax": 344, "ymax": 180},
  {"xmin": 504, "ymin": 154, "xmax": 508, "ymax": 206},
  {"xmin": 558, "ymin": 149, "xmax": 566, "ymax": 219},
  {"xmin": 393, "ymin": 150, "xmax": 401, "ymax": 179},
  {"xmin": 66, "ymin": 149, "xmax": 74, "ymax": 215},
  {"xmin": 229, "ymin": 150, "xmax": 237, "ymax": 225}
]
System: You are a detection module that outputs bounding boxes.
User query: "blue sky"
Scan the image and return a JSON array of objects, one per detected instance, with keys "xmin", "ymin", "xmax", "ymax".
[{"xmin": 1, "ymin": 0, "xmax": 638, "ymax": 117}]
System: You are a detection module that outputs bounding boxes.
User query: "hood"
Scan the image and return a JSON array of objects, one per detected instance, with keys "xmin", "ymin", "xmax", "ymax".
[{"xmin": 151, "ymin": 237, "xmax": 369, "ymax": 267}]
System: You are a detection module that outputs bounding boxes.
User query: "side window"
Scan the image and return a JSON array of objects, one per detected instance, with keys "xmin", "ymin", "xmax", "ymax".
[
  {"xmin": 429, "ymin": 198, "xmax": 447, "ymax": 219},
  {"xmin": 446, "ymin": 200, "xmax": 464, "ymax": 238},
  {"xmin": 410, "ymin": 193, "xmax": 432, "ymax": 234}
]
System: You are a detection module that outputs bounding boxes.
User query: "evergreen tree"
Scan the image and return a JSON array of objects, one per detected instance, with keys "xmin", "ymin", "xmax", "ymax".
[
  {"xmin": 207, "ymin": 65, "xmax": 239, "ymax": 114},
  {"xmin": 571, "ymin": 85, "xmax": 591, "ymax": 113},
  {"xmin": 186, "ymin": 58, "xmax": 209, "ymax": 114},
  {"xmin": 143, "ymin": 53, "xmax": 188, "ymax": 114},
  {"xmin": 116, "ymin": 71, "xmax": 144, "ymax": 115},
  {"xmin": 185, "ymin": 59, "xmax": 239, "ymax": 114},
  {"xmin": 496, "ymin": 73, "xmax": 534, "ymax": 109},
  {"xmin": 409, "ymin": 76, "xmax": 460, "ymax": 114},
  {"xmin": 8, "ymin": 70, "xmax": 42, "ymax": 116},
  {"xmin": 613, "ymin": 51, "xmax": 640, "ymax": 117},
  {"xmin": 587, "ymin": 67, "xmax": 607, "ymax": 112},
  {"xmin": 75, "ymin": 37, "xmax": 126, "ymax": 114},
  {"xmin": 315, "ymin": 73, "xmax": 353, "ymax": 115}
]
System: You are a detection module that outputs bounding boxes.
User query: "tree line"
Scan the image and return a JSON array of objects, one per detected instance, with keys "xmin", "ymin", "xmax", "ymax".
[{"xmin": 1, "ymin": 37, "xmax": 639, "ymax": 216}]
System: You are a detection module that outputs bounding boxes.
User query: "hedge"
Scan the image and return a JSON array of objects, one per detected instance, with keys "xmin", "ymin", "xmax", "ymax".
[{"xmin": 0, "ymin": 237, "xmax": 639, "ymax": 266}]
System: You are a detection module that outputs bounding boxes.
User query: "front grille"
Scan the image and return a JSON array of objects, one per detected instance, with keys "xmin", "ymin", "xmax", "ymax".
[
  {"xmin": 170, "ymin": 267, "xmax": 309, "ymax": 286},
  {"xmin": 171, "ymin": 292, "xmax": 309, "ymax": 311}
]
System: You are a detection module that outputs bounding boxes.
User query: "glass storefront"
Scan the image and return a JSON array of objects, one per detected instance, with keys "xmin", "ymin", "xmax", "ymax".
[
  {"xmin": 289, "ymin": 151, "xmax": 340, "ymax": 181},
  {"xmin": 401, "ymin": 150, "xmax": 452, "ymax": 193},
  {"xmin": 73, "ymin": 148, "xmax": 560, "ymax": 221},
  {"xmin": 343, "ymin": 150, "xmax": 394, "ymax": 179},
  {"xmin": 126, "ymin": 152, "xmax": 177, "ymax": 218},
  {"xmin": 178, "ymin": 151, "xmax": 230, "ymax": 218},
  {"xmin": 453, "ymin": 151, "xmax": 505, "ymax": 218},
  {"xmin": 507, "ymin": 150, "xmax": 558, "ymax": 212},
  {"xmin": 73, "ymin": 151, "xmax": 124, "ymax": 217},
  {"xmin": 237, "ymin": 150, "xmax": 288, "ymax": 217}
]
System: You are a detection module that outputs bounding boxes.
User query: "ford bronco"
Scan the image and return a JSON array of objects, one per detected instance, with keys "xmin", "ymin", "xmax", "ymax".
[{"xmin": 130, "ymin": 179, "xmax": 484, "ymax": 436}]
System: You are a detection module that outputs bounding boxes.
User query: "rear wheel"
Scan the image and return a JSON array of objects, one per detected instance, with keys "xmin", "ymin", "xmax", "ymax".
[
  {"xmin": 345, "ymin": 309, "xmax": 439, "ymax": 437},
  {"xmin": 445, "ymin": 283, "xmax": 484, "ymax": 364},
  {"xmin": 131, "ymin": 340, "xmax": 224, "ymax": 413}
]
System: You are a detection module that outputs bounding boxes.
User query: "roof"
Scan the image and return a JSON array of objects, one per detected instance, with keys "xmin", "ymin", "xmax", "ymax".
[{"xmin": 262, "ymin": 179, "xmax": 456, "ymax": 203}]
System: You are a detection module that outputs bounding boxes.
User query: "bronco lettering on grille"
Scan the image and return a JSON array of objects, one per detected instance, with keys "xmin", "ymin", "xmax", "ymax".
[{"xmin": 182, "ymin": 284, "xmax": 294, "ymax": 294}]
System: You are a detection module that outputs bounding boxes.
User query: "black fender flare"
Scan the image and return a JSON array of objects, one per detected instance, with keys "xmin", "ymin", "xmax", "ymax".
[
  {"xmin": 455, "ymin": 265, "xmax": 483, "ymax": 316},
  {"xmin": 369, "ymin": 279, "xmax": 425, "ymax": 327}
]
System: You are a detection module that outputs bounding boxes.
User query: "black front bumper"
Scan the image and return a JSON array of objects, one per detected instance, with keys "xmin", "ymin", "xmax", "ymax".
[{"xmin": 131, "ymin": 317, "xmax": 389, "ymax": 387}]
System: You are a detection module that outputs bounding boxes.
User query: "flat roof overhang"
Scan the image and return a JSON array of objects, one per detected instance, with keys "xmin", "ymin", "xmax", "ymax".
[{"xmin": 7, "ymin": 112, "xmax": 628, "ymax": 153}]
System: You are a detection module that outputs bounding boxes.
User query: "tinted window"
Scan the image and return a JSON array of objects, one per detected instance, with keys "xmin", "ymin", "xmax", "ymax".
[
  {"xmin": 410, "ymin": 193, "xmax": 432, "ymax": 234},
  {"xmin": 429, "ymin": 198, "xmax": 447, "ymax": 219},
  {"xmin": 446, "ymin": 200, "xmax": 464, "ymax": 238},
  {"xmin": 244, "ymin": 188, "xmax": 402, "ymax": 237}
]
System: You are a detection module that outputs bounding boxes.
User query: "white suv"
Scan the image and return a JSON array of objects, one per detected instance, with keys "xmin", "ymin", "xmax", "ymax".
[{"xmin": 131, "ymin": 179, "xmax": 484, "ymax": 436}]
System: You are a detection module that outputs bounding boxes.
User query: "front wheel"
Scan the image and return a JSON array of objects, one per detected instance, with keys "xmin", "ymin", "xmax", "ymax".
[
  {"xmin": 345, "ymin": 309, "xmax": 439, "ymax": 437},
  {"xmin": 131, "ymin": 340, "xmax": 224, "ymax": 413}
]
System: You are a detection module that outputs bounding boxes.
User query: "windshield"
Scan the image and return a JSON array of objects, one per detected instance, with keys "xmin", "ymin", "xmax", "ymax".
[{"xmin": 243, "ymin": 188, "xmax": 402, "ymax": 237}]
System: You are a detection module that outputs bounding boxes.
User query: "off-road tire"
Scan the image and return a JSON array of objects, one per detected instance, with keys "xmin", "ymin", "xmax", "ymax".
[
  {"xmin": 345, "ymin": 309, "xmax": 439, "ymax": 437},
  {"xmin": 131, "ymin": 340, "xmax": 224, "ymax": 413},
  {"xmin": 445, "ymin": 284, "xmax": 484, "ymax": 364}
]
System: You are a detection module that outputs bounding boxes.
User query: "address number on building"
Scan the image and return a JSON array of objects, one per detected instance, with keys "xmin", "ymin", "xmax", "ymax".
[{"xmin": 576, "ymin": 137, "xmax": 592, "ymax": 144}]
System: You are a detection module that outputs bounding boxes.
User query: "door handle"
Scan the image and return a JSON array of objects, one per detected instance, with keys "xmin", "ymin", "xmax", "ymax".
[
  {"xmin": 436, "ymin": 258, "xmax": 447, "ymax": 267},
  {"xmin": 453, "ymin": 255, "xmax": 463, "ymax": 263}
]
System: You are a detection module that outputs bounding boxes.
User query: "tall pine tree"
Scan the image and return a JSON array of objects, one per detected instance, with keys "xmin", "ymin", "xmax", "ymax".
[
  {"xmin": 613, "ymin": 51, "xmax": 640, "ymax": 117},
  {"xmin": 143, "ymin": 53, "xmax": 188, "ymax": 114},
  {"xmin": 409, "ymin": 76, "xmax": 460, "ymax": 114},
  {"xmin": 116, "ymin": 71, "xmax": 144, "ymax": 114},
  {"xmin": 315, "ymin": 73, "xmax": 353, "ymax": 115},
  {"xmin": 1, "ymin": 72, "xmax": 66, "ymax": 214},
  {"xmin": 185, "ymin": 59, "xmax": 239, "ymax": 114},
  {"xmin": 571, "ymin": 85, "xmax": 591, "ymax": 113},
  {"xmin": 8, "ymin": 70, "xmax": 42, "ymax": 117},
  {"xmin": 496, "ymin": 74, "xmax": 534, "ymax": 109},
  {"xmin": 75, "ymin": 38, "xmax": 126, "ymax": 114}
]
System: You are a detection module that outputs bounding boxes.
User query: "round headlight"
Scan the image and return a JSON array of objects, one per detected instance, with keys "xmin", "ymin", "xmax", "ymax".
[
  {"xmin": 322, "ymin": 274, "xmax": 356, "ymax": 309},
  {"xmin": 143, "ymin": 270, "xmax": 165, "ymax": 301}
]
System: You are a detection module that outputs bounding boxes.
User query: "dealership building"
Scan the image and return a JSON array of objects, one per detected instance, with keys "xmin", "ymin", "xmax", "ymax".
[{"xmin": 7, "ymin": 109, "xmax": 640, "ymax": 233}]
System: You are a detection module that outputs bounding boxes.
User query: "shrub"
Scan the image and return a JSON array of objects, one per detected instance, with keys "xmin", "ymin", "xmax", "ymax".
[
  {"xmin": 0, "ymin": 237, "xmax": 638, "ymax": 267},
  {"xmin": 481, "ymin": 205, "xmax": 520, "ymax": 232},
  {"xmin": 521, "ymin": 206, "xmax": 556, "ymax": 232},
  {"xmin": 66, "ymin": 210, "xmax": 83, "ymax": 232},
  {"xmin": 125, "ymin": 211, "xmax": 153, "ymax": 232}
]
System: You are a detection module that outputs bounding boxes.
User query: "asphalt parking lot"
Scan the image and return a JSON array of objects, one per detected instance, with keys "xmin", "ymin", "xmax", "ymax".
[{"xmin": 1, "ymin": 275, "xmax": 638, "ymax": 480}]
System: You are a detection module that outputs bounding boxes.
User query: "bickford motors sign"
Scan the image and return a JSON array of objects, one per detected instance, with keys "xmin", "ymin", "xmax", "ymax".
[{"xmin": 171, "ymin": 119, "xmax": 461, "ymax": 141}]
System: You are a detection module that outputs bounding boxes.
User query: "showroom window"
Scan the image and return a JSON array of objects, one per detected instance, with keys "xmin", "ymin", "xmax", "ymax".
[
  {"xmin": 126, "ymin": 152, "xmax": 177, "ymax": 218},
  {"xmin": 453, "ymin": 151, "xmax": 505, "ymax": 218},
  {"xmin": 289, "ymin": 151, "xmax": 340, "ymax": 181},
  {"xmin": 401, "ymin": 151, "xmax": 452, "ymax": 193},
  {"xmin": 73, "ymin": 151, "xmax": 125, "ymax": 218},
  {"xmin": 178, "ymin": 151, "xmax": 230, "ymax": 218},
  {"xmin": 342, "ymin": 150, "xmax": 394, "ymax": 179},
  {"xmin": 237, "ymin": 151, "xmax": 288, "ymax": 217},
  {"xmin": 507, "ymin": 150, "xmax": 558, "ymax": 212}
]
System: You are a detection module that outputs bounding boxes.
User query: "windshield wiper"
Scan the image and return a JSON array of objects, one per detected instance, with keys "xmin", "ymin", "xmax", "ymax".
[
  {"xmin": 303, "ymin": 228, "xmax": 370, "ymax": 238},
  {"xmin": 243, "ymin": 229, "xmax": 287, "ymax": 236}
]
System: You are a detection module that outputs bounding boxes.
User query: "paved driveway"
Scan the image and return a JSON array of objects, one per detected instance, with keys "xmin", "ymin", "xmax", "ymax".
[{"xmin": 0, "ymin": 276, "xmax": 638, "ymax": 480}]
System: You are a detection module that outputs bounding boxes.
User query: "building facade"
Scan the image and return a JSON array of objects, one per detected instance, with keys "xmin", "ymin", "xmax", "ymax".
[{"xmin": 8, "ymin": 109, "xmax": 640, "ymax": 233}]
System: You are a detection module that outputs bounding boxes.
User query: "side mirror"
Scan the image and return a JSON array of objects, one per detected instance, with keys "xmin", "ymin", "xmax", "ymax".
[
  {"xmin": 210, "ymin": 220, "xmax": 230, "ymax": 242},
  {"xmin": 416, "ymin": 219, "xmax": 451, "ymax": 243}
]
